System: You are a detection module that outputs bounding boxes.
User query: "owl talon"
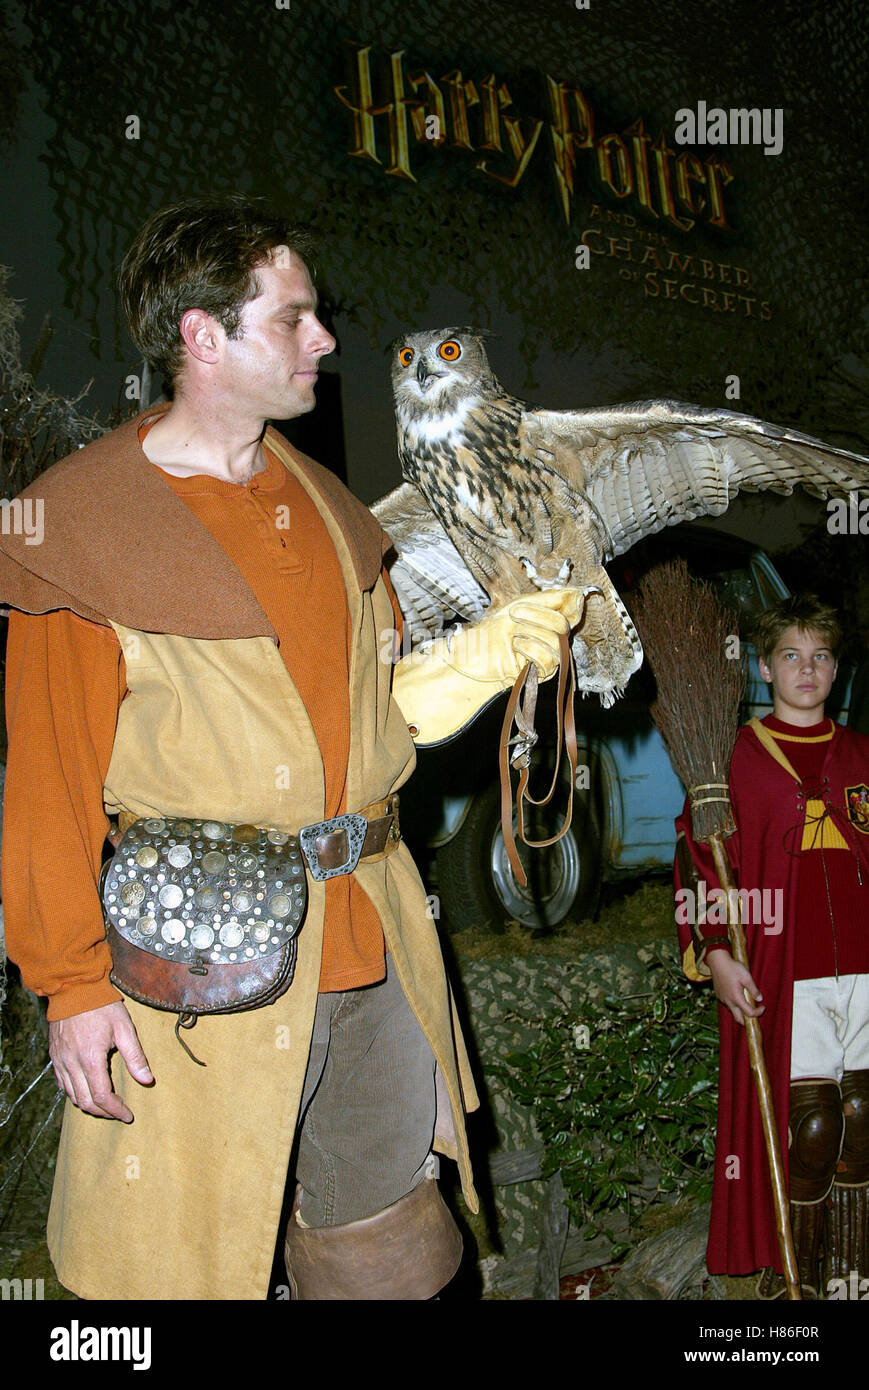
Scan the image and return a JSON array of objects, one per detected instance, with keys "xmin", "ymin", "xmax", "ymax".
[
  {"xmin": 520, "ymin": 557, "xmax": 538, "ymax": 580},
  {"xmin": 557, "ymin": 557, "xmax": 574, "ymax": 583}
]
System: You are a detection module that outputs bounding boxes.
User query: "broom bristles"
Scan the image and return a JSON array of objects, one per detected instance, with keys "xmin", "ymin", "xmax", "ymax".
[{"xmin": 632, "ymin": 558, "xmax": 746, "ymax": 841}]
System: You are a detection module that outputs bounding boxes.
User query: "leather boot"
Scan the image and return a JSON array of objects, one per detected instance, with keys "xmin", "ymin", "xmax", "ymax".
[
  {"xmin": 759, "ymin": 1079, "xmax": 843, "ymax": 1299},
  {"xmin": 823, "ymin": 1069, "xmax": 869, "ymax": 1290},
  {"xmin": 790, "ymin": 1078, "xmax": 844, "ymax": 1296},
  {"xmin": 283, "ymin": 1177, "xmax": 463, "ymax": 1300}
]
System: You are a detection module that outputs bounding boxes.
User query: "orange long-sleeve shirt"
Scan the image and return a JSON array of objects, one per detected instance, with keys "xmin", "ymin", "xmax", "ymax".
[{"xmin": 2, "ymin": 437, "xmax": 399, "ymax": 1018}]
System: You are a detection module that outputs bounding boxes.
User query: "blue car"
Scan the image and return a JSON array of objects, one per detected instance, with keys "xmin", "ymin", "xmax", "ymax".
[{"xmin": 403, "ymin": 525, "xmax": 851, "ymax": 932}]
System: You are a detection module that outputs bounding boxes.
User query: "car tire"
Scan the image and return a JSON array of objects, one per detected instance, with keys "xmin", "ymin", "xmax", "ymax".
[{"xmin": 436, "ymin": 773, "xmax": 601, "ymax": 933}]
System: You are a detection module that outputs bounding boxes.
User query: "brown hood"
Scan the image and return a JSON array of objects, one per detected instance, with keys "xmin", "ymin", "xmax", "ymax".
[{"xmin": 0, "ymin": 406, "xmax": 389, "ymax": 637}]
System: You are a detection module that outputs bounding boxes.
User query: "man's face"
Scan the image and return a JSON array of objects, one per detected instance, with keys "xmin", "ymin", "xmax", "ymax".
[
  {"xmin": 219, "ymin": 247, "xmax": 335, "ymax": 420},
  {"xmin": 758, "ymin": 624, "xmax": 838, "ymax": 724}
]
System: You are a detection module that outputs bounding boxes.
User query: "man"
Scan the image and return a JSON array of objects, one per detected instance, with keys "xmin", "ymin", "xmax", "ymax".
[
  {"xmin": 1, "ymin": 196, "xmax": 583, "ymax": 1299},
  {"xmin": 675, "ymin": 594, "xmax": 869, "ymax": 1297}
]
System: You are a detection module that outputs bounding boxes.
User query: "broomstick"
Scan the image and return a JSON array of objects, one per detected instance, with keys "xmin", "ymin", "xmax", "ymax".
[{"xmin": 632, "ymin": 558, "xmax": 801, "ymax": 1301}]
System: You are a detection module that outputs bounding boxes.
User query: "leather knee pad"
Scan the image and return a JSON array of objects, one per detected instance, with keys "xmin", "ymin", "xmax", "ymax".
[
  {"xmin": 838, "ymin": 1070, "xmax": 869, "ymax": 1187},
  {"xmin": 788, "ymin": 1079, "xmax": 844, "ymax": 1203}
]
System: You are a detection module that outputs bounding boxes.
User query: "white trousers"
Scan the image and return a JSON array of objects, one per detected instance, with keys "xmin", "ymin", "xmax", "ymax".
[{"xmin": 790, "ymin": 973, "xmax": 869, "ymax": 1081}]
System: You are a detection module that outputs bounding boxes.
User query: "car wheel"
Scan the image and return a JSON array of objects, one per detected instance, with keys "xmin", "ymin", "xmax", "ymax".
[{"xmin": 436, "ymin": 775, "xmax": 601, "ymax": 932}]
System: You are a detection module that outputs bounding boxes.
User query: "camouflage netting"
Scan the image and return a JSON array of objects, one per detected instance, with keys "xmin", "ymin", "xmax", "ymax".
[
  {"xmin": 0, "ymin": 2, "xmax": 25, "ymax": 147},
  {"xmin": 18, "ymin": 0, "xmax": 869, "ymax": 441}
]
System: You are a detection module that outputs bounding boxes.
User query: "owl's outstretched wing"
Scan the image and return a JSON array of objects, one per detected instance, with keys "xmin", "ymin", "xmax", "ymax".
[
  {"xmin": 372, "ymin": 482, "xmax": 488, "ymax": 638},
  {"xmin": 519, "ymin": 399, "xmax": 869, "ymax": 562}
]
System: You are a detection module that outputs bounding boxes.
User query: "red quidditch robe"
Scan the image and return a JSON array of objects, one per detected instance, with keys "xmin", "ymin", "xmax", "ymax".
[{"xmin": 675, "ymin": 718, "xmax": 869, "ymax": 1275}]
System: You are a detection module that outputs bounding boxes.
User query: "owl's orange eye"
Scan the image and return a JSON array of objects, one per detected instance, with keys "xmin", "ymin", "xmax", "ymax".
[
  {"xmin": 399, "ymin": 347, "xmax": 415, "ymax": 367},
  {"xmin": 438, "ymin": 340, "xmax": 461, "ymax": 361}
]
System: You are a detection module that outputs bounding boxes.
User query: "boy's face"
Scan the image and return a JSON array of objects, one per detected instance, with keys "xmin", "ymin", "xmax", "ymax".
[{"xmin": 758, "ymin": 624, "xmax": 838, "ymax": 725}]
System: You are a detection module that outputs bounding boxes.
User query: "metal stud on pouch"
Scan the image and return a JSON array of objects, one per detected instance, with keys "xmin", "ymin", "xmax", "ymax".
[
  {"xmin": 219, "ymin": 922, "xmax": 244, "ymax": 948},
  {"xmin": 189, "ymin": 923, "xmax": 215, "ymax": 950},
  {"xmin": 158, "ymin": 883, "xmax": 184, "ymax": 910}
]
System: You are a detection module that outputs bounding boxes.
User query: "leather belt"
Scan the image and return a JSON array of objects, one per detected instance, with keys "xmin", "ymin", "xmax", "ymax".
[
  {"xmin": 114, "ymin": 795, "xmax": 401, "ymax": 885},
  {"xmin": 299, "ymin": 794, "xmax": 401, "ymax": 881}
]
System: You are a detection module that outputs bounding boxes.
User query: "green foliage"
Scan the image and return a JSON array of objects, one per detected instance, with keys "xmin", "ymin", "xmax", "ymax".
[{"xmin": 497, "ymin": 955, "xmax": 718, "ymax": 1248}]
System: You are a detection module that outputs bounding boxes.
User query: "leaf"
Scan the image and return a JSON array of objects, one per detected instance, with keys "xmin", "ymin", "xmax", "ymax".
[
  {"xmin": 498, "ymin": 957, "xmax": 718, "ymax": 1242},
  {"xmin": 503, "ymin": 1051, "xmax": 533, "ymax": 1071}
]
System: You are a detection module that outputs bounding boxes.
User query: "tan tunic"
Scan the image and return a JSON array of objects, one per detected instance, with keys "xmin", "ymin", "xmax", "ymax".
[{"xmin": 0, "ymin": 411, "xmax": 479, "ymax": 1299}]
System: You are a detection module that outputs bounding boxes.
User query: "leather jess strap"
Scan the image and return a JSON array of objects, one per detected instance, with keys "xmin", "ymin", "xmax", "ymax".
[{"xmin": 499, "ymin": 630, "xmax": 578, "ymax": 889}]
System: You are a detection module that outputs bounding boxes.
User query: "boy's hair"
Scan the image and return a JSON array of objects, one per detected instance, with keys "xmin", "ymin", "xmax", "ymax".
[
  {"xmin": 753, "ymin": 593, "xmax": 842, "ymax": 666},
  {"xmin": 118, "ymin": 195, "xmax": 316, "ymax": 384}
]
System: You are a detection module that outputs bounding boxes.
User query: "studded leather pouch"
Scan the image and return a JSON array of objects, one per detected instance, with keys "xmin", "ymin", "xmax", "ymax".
[{"xmin": 101, "ymin": 816, "xmax": 307, "ymax": 1063}]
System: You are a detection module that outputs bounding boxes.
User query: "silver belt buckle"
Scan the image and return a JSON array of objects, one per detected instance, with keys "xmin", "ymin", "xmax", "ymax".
[{"xmin": 298, "ymin": 813, "xmax": 368, "ymax": 882}]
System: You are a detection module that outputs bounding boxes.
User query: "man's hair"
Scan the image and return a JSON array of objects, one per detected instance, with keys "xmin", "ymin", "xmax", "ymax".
[
  {"xmin": 118, "ymin": 195, "xmax": 317, "ymax": 383},
  {"xmin": 753, "ymin": 593, "xmax": 842, "ymax": 666}
]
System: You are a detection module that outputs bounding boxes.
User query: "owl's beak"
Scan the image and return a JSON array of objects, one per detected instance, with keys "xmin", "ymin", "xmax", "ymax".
[{"xmin": 415, "ymin": 357, "xmax": 445, "ymax": 393}]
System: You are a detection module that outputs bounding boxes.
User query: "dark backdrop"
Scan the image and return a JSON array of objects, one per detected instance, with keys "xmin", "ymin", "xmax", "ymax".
[{"xmin": 0, "ymin": 0, "xmax": 866, "ymax": 547}]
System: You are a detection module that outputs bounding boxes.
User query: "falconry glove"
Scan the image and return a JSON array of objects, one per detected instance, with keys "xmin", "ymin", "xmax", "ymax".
[{"xmin": 391, "ymin": 587, "xmax": 585, "ymax": 746}]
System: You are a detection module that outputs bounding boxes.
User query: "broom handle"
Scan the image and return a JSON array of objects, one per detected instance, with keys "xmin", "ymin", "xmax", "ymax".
[{"xmin": 709, "ymin": 834, "xmax": 801, "ymax": 1301}]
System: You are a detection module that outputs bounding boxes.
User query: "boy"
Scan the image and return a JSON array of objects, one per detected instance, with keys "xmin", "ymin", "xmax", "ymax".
[{"xmin": 675, "ymin": 593, "xmax": 869, "ymax": 1297}]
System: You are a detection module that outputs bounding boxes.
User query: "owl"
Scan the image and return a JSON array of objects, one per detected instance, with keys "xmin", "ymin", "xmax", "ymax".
[{"xmin": 375, "ymin": 327, "xmax": 869, "ymax": 705}]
